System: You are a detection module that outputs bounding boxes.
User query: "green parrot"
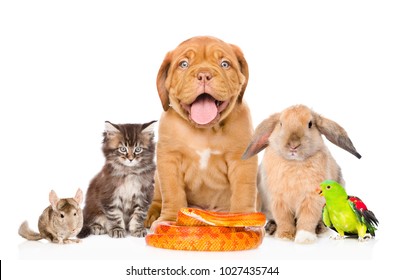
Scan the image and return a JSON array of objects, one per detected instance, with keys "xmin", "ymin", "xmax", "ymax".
[{"xmin": 318, "ymin": 180, "xmax": 379, "ymax": 241}]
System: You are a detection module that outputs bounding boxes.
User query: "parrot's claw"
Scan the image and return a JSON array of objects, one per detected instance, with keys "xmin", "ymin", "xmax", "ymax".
[
  {"xmin": 364, "ymin": 233, "xmax": 373, "ymax": 239},
  {"xmin": 330, "ymin": 235, "xmax": 345, "ymax": 240},
  {"xmin": 358, "ymin": 234, "xmax": 373, "ymax": 242}
]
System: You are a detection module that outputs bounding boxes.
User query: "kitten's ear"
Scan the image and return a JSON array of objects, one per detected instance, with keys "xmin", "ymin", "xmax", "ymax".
[
  {"xmin": 104, "ymin": 121, "xmax": 120, "ymax": 135},
  {"xmin": 142, "ymin": 120, "xmax": 157, "ymax": 134}
]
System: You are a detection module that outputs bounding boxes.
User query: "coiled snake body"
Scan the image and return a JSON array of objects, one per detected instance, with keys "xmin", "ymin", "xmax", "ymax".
[{"xmin": 145, "ymin": 208, "xmax": 266, "ymax": 251}]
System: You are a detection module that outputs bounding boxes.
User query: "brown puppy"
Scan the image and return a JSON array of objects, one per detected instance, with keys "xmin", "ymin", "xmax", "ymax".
[{"xmin": 145, "ymin": 36, "xmax": 258, "ymax": 226}]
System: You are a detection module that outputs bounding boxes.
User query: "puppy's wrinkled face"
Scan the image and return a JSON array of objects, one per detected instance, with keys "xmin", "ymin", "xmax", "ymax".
[{"xmin": 159, "ymin": 36, "xmax": 248, "ymax": 127}]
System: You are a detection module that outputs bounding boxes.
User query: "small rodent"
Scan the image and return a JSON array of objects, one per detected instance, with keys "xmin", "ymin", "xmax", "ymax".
[{"xmin": 18, "ymin": 188, "xmax": 84, "ymax": 244}]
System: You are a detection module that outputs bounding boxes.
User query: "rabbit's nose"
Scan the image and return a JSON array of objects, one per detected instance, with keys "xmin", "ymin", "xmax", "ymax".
[{"xmin": 289, "ymin": 143, "xmax": 301, "ymax": 150}]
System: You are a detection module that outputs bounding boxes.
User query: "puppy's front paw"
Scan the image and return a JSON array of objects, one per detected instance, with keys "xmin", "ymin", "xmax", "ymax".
[
  {"xmin": 294, "ymin": 230, "xmax": 317, "ymax": 244},
  {"xmin": 145, "ymin": 204, "xmax": 161, "ymax": 228}
]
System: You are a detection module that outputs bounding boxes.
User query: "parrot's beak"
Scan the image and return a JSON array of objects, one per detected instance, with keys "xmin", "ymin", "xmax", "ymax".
[{"xmin": 316, "ymin": 187, "xmax": 323, "ymax": 196}]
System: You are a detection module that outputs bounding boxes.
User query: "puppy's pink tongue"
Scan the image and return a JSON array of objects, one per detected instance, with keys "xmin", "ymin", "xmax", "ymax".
[{"xmin": 190, "ymin": 95, "xmax": 218, "ymax": 125}]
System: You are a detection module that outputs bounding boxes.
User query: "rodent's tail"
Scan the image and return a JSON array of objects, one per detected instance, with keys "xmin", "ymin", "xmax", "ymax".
[
  {"xmin": 18, "ymin": 221, "xmax": 42, "ymax": 241},
  {"xmin": 77, "ymin": 225, "xmax": 91, "ymax": 239}
]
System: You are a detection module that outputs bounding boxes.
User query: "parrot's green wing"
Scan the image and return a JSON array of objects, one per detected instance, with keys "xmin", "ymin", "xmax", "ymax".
[{"xmin": 322, "ymin": 205, "xmax": 333, "ymax": 228}]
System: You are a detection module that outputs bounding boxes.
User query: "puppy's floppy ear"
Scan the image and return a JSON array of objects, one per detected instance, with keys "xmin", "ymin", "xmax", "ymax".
[
  {"xmin": 313, "ymin": 112, "xmax": 362, "ymax": 159},
  {"xmin": 230, "ymin": 44, "xmax": 249, "ymax": 102},
  {"xmin": 242, "ymin": 113, "xmax": 280, "ymax": 160},
  {"xmin": 156, "ymin": 51, "xmax": 172, "ymax": 111}
]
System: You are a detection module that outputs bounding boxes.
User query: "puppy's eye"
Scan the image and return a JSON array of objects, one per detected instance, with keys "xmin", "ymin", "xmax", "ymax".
[
  {"xmin": 220, "ymin": 60, "xmax": 230, "ymax": 68},
  {"xmin": 119, "ymin": 147, "xmax": 127, "ymax": 154},
  {"xmin": 308, "ymin": 121, "xmax": 313, "ymax": 128},
  {"xmin": 179, "ymin": 60, "xmax": 189, "ymax": 69}
]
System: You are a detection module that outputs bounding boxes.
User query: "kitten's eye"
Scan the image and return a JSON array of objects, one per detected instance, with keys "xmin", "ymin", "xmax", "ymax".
[
  {"xmin": 134, "ymin": 147, "xmax": 143, "ymax": 154},
  {"xmin": 118, "ymin": 147, "xmax": 127, "ymax": 154},
  {"xmin": 60, "ymin": 214, "xmax": 64, "ymax": 218},
  {"xmin": 179, "ymin": 60, "xmax": 189, "ymax": 69},
  {"xmin": 220, "ymin": 60, "xmax": 230, "ymax": 68}
]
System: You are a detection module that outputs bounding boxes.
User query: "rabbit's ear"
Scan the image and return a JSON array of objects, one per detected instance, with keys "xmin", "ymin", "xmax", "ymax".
[
  {"xmin": 314, "ymin": 113, "xmax": 362, "ymax": 159},
  {"xmin": 242, "ymin": 113, "xmax": 280, "ymax": 160}
]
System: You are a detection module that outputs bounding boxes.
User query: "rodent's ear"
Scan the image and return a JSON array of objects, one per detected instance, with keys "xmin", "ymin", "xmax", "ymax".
[
  {"xmin": 49, "ymin": 190, "xmax": 60, "ymax": 211},
  {"xmin": 74, "ymin": 188, "xmax": 83, "ymax": 205},
  {"xmin": 157, "ymin": 51, "xmax": 172, "ymax": 111},
  {"xmin": 242, "ymin": 113, "xmax": 280, "ymax": 160},
  {"xmin": 314, "ymin": 113, "xmax": 362, "ymax": 159}
]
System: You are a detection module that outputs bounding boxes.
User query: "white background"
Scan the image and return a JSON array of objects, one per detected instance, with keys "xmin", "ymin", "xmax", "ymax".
[{"xmin": 1, "ymin": 1, "xmax": 403, "ymax": 279}]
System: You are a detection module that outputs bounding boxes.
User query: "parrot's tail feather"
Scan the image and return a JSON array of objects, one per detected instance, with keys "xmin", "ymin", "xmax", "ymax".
[{"xmin": 363, "ymin": 210, "xmax": 379, "ymax": 227}]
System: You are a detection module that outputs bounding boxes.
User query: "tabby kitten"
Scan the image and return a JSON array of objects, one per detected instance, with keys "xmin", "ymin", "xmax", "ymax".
[{"xmin": 78, "ymin": 120, "xmax": 157, "ymax": 238}]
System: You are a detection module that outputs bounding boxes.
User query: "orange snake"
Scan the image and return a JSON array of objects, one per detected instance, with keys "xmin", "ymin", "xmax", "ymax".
[{"xmin": 145, "ymin": 208, "xmax": 266, "ymax": 251}]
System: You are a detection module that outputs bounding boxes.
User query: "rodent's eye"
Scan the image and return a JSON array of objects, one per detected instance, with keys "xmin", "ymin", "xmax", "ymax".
[
  {"xmin": 60, "ymin": 214, "xmax": 64, "ymax": 218},
  {"xmin": 74, "ymin": 212, "xmax": 77, "ymax": 216},
  {"xmin": 134, "ymin": 146, "xmax": 143, "ymax": 154},
  {"xmin": 326, "ymin": 185, "xmax": 331, "ymax": 190},
  {"xmin": 220, "ymin": 60, "xmax": 230, "ymax": 68},
  {"xmin": 179, "ymin": 60, "xmax": 189, "ymax": 69},
  {"xmin": 308, "ymin": 121, "xmax": 313, "ymax": 128},
  {"xmin": 118, "ymin": 146, "xmax": 127, "ymax": 154}
]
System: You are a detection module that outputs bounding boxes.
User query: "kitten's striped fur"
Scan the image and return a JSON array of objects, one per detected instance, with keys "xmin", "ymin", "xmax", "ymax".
[{"xmin": 78, "ymin": 120, "xmax": 156, "ymax": 238}]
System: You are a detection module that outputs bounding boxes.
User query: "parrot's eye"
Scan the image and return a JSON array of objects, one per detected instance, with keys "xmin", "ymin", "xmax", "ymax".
[
  {"xmin": 326, "ymin": 185, "xmax": 331, "ymax": 189},
  {"xmin": 308, "ymin": 121, "xmax": 313, "ymax": 128}
]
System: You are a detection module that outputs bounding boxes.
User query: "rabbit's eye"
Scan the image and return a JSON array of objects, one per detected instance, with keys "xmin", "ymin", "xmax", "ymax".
[
  {"xmin": 60, "ymin": 214, "xmax": 64, "ymax": 218},
  {"xmin": 308, "ymin": 121, "xmax": 313, "ymax": 128}
]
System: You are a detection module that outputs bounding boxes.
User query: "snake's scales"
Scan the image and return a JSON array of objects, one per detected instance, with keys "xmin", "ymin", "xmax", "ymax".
[{"xmin": 145, "ymin": 208, "xmax": 266, "ymax": 251}]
